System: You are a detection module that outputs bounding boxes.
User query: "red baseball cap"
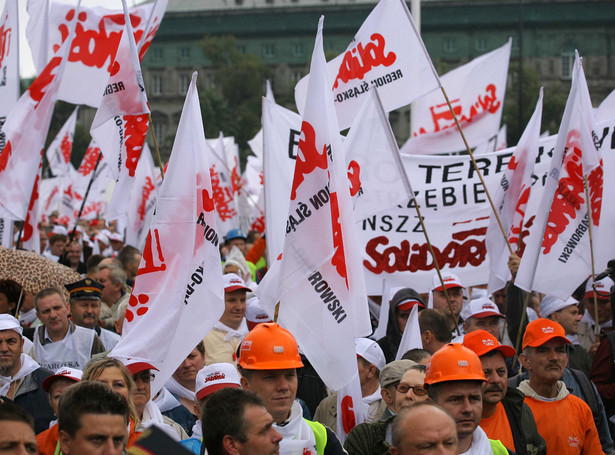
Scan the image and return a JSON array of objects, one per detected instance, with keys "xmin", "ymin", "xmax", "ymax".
[
  {"xmin": 522, "ymin": 319, "xmax": 570, "ymax": 350},
  {"xmin": 463, "ymin": 330, "xmax": 516, "ymax": 358}
]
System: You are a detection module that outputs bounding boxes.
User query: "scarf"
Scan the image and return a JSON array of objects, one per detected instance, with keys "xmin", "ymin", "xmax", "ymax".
[
  {"xmin": 213, "ymin": 321, "xmax": 248, "ymax": 342},
  {"xmin": 581, "ymin": 311, "xmax": 613, "ymax": 332},
  {"xmin": 275, "ymin": 401, "xmax": 318, "ymax": 455},
  {"xmin": 190, "ymin": 419, "xmax": 202, "ymax": 441},
  {"xmin": 19, "ymin": 308, "xmax": 38, "ymax": 327},
  {"xmin": 138, "ymin": 400, "xmax": 181, "ymax": 441},
  {"xmin": 460, "ymin": 426, "xmax": 494, "ymax": 455},
  {"xmin": 0, "ymin": 354, "xmax": 40, "ymax": 396},
  {"xmin": 165, "ymin": 376, "xmax": 195, "ymax": 401},
  {"xmin": 363, "ymin": 387, "xmax": 383, "ymax": 422},
  {"xmin": 153, "ymin": 386, "xmax": 181, "ymax": 413},
  {"xmin": 518, "ymin": 379, "xmax": 569, "ymax": 401}
]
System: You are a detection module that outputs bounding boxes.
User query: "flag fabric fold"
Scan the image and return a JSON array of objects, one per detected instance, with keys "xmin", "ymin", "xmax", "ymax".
[
  {"xmin": 90, "ymin": 0, "xmax": 150, "ymax": 222},
  {"xmin": 516, "ymin": 53, "xmax": 603, "ymax": 299},
  {"xmin": 110, "ymin": 72, "xmax": 225, "ymax": 395},
  {"xmin": 486, "ymin": 89, "xmax": 543, "ymax": 294},
  {"xmin": 46, "ymin": 107, "xmax": 78, "ymax": 178}
]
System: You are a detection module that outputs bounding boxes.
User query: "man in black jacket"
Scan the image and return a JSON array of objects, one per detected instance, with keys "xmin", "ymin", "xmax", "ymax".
[
  {"xmin": 463, "ymin": 329, "xmax": 546, "ymax": 455},
  {"xmin": 0, "ymin": 314, "xmax": 54, "ymax": 434}
]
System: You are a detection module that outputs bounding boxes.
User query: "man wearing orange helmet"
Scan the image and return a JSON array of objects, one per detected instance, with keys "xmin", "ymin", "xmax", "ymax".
[
  {"xmin": 238, "ymin": 322, "xmax": 345, "ymax": 455},
  {"xmin": 463, "ymin": 330, "xmax": 545, "ymax": 455},
  {"xmin": 517, "ymin": 318, "xmax": 603, "ymax": 454},
  {"xmin": 424, "ymin": 343, "xmax": 510, "ymax": 455}
]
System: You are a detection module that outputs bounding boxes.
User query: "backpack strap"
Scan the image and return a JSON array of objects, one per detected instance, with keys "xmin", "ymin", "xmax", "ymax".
[{"xmin": 568, "ymin": 368, "xmax": 599, "ymax": 420}]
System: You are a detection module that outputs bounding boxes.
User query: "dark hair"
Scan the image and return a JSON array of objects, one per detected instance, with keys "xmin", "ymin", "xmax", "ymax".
[
  {"xmin": 392, "ymin": 402, "xmax": 456, "ymax": 449},
  {"xmin": 0, "ymin": 399, "xmax": 35, "ymax": 430},
  {"xmin": 195, "ymin": 341, "xmax": 205, "ymax": 356},
  {"xmin": 86, "ymin": 254, "xmax": 105, "ymax": 275},
  {"xmin": 401, "ymin": 348, "xmax": 431, "ymax": 363},
  {"xmin": 419, "ymin": 309, "xmax": 453, "ymax": 343},
  {"xmin": 58, "ymin": 381, "xmax": 130, "ymax": 437},
  {"xmin": 34, "ymin": 287, "xmax": 65, "ymax": 311},
  {"xmin": 117, "ymin": 246, "xmax": 140, "ymax": 270},
  {"xmin": 202, "ymin": 388, "xmax": 266, "ymax": 455},
  {"xmin": 358, "ymin": 356, "xmax": 380, "ymax": 378},
  {"xmin": 49, "ymin": 234, "xmax": 67, "ymax": 245},
  {"xmin": 0, "ymin": 280, "xmax": 22, "ymax": 316}
]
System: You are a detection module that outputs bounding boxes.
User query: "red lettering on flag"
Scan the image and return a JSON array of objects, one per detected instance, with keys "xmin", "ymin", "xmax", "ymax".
[
  {"xmin": 138, "ymin": 228, "xmax": 166, "ymax": 276},
  {"xmin": 137, "ymin": 176, "xmax": 155, "ymax": 224},
  {"xmin": 333, "ymin": 33, "xmax": 396, "ymax": 89},
  {"xmin": 202, "ymin": 188, "xmax": 215, "ymax": 213},
  {"xmin": 60, "ymin": 132, "xmax": 73, "ymax": 164},
  {"xmin": 123, "ymin": 114, "xmax": 148, "ymax": 177},
  {"xmin": 347, "ymin": 160, "xmax": 361, "ymax": 197},
  {"xmin": 210, "ymin": 165, "xmax": 237, "ymax": 222},
  {"xmin": 290, "ymin": 121, "xmax": 328, "ymax": 200},
  {"xmin": 340, "ymin": 395, "xmax": 357, "ymax": 434},
  {"xmin": 0, "ymin": 140, "xmax": 12, "ymax": 173},
  {"xmin": 28, "ymin": 56, "xmax": 62, "ymax": 109},
  {"xmin": 78, "ymin": 146, "xmax": 102, "ymax": 177},
  {"xmin": 0, "ymin": 11, "xmax": 12, "ymax": 69},
  {"xmin": 330, "ymin": 191, "xmax": 349, "ymax": 288}
]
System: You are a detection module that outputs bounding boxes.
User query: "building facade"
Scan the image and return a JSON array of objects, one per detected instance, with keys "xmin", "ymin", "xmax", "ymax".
[{"xmin": 139, "ymin": 0, "xmax": 615, "ymax": 157}]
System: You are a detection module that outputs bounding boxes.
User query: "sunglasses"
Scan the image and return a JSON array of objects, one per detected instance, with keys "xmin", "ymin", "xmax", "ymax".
[
  {"xmin": 133, "ymin": 371, "xmax": 155, "ymax": 383},
  {"xmin": 395, "ymin": 383, "xmax": 428, "ymax": 396}
]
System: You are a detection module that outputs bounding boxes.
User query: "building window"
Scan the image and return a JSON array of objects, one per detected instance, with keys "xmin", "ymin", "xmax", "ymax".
[
  {"xmin": 152, "ymin": 47, "xmax": 163, "ymax": 60},
  {"xmin": 236, "ymin": 44, "xmax": 246, "ymax": 54},
  {"xmin": 151, "ymin": 75, "xmax": 162, "ymax": 96},
  {"xmin": 153, "ymin": 122, "xmax": 164, "ymax": 143},
  {"xmin": 179, "ymin": 46, "xmax": 191, "ymax": 60},
  {"xmin": 179, "ymin": 74, "xmax": 190, "ymax": 95},
  {"xmin": 444, "ymin": 37, "xmax": 457, "ymax": 53},
  {"xmin": 292, "ymin": 43, "xmax": 304, "ymax": 57},
  {"xmin": 262, "ymin": 44, "xmax": 275, "ymax": 58},
  {"xmin": 561, "ymin": 50, "xmax": 574, "ymax": 79},
  {"xmin": 475, "ymin": 38, "xmax": 487, "ymax": 52}
]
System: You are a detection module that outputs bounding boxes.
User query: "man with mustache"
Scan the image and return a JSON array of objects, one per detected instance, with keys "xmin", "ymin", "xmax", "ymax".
[
  {"xmin": 517, "ymin": 319, "xmax": 602, "ymax": 454},
  {"xmin": 463, "ymin": 330, "xmax": 545, "ymax": 455}
]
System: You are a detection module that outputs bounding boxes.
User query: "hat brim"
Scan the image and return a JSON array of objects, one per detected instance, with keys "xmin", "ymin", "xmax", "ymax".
[
  {"xmin": 472, "ymin": 311, "xmax": 505, "ymax": 319},
  {"xmin": 523, "ymin": 334, "xmax": 571, "ymax": 350},
  {"xmin": 433, "ymin": 284, "xmax": 464, "ymax": 292},
  {"xmin": 477, "ymin": 344, "xmax": 516, "ymax": 358},
  {"xmin": 225, "ymin": 285, "xmax": 251, "ymax": 293},
  {"xmin": 584, "ymin": 291, "xmax": 610, "ymax": 300},
  {"xmin": 397, "ymin": 301, "xmax": 425, "ymax": 311},
  {"xmin": 42, "ymin": 374, "xmax": 80, "ymax": 392},
  {"xmin": 126, "ymin": 362, "xmax": 159, "ymax": 375},
  {"xmin": 70, "ymin": 295, "xmax": 102, "ymax": 301},
  {"xmin": 196, "ymin": 382, "xmax": 240, "ymax": 401}
]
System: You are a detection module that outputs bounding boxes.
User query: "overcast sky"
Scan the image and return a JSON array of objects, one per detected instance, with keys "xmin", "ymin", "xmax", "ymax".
[{"xmin": 0, "ymin": 0, "xmax": 139, "ymax": 79}]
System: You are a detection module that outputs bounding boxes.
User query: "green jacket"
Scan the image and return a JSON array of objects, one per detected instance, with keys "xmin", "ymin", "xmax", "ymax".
[{"xmin": 343, "ymin": 415, "xmax": 393, "ymax": 455}]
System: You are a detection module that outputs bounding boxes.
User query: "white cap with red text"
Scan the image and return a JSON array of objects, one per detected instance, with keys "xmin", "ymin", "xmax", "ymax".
[
  {"xmin": 196, "ymin": 363, "xmax": 241, "ymax": 401},
  {"xmin": 223, "ymin": 273, "xmax": 251, "ymax": 293},
  {"xmin": 431, "ymin": 272, "xmax": 464, "ymax": 292}
]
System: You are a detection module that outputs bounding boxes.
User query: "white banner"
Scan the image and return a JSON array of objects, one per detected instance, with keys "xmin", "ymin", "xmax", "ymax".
[
  {"xmin": 0, "ymin": 0, "xmax": 19, "ymax": 154},
  {"xmin": 294, "ymin": 0, "xmax": 440, "ymax": 131},
  {"xmin": 46, "ymin": 107, "xmax": 78, "ymax": 178},
  {"xmin": 110, "ymin": 72, "xmax": 224, "ymax": 395},
  {"xmin": 402, "ymin": 40, "xmax": 511, "ymax": 155}
]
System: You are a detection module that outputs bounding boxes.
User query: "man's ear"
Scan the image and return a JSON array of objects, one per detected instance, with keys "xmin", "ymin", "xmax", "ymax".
[
  {"xmin": 381, "ymin": 386, "xmax": 394, "ymax": 406},
  {"xmin": 367, "ymin": 364, "xmax": 378, "ymax": 379},
  {"xmin": 222, "ymin": 435, "xmax": 241, "ymax": 455},
  {"xmin": 59, "ymin": 430, "xmax": 71, "ymax": 454},
  {"xmin": 518, "ymin": 352, "xmax": 529, "ymax": 370},
  {"xmin": 240, "ymin": 376, "xmax": 250, "ymax": 391}
]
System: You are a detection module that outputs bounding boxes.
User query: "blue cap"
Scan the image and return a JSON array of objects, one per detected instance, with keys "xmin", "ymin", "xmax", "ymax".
[{"xmin": 225, "ymin": 229, "xmax": 246, "ymax": 243}]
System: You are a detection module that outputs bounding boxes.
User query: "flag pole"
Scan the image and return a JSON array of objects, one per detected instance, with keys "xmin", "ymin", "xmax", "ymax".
[
  {"xmin": 439, "ymin": 87, "xmax": 514, "ymax": 256},
  {"xmin": 148, "ymin": 114, "xmax": 165, "ymax": 181},
  {"xmin": 512, "ymin": 290, "xmax": 531, "ymax": 368},
  {"xmin": 69, "ymin": 151, "xmax": 102, "ymax": 242},
  {"xmin": 373, "ymin": 87, "xmax": 462, "ymax": 335},
  {"xmin": 584, "ymin": 176, "xmax": 600, "ymax": 337}
]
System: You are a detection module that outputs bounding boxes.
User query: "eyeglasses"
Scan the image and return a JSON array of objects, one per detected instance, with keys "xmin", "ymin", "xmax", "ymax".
[
  {"xmin": 133, "ymin": 371, "xmax": 155, "ymax": 383},
  {"xmin": 395, "ymin": 383, "xmax": 428, "ymax": 396}
]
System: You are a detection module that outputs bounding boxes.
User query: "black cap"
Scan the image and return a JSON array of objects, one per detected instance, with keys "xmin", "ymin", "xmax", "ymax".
[{"xmin": 65, "ymin": 278, "xmax": 104, "ymax": 300}]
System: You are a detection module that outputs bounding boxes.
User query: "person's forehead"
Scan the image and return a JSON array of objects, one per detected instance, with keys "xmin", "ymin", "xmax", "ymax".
[
  {"xmin": 0, "ymin": 328, "xmax": 21, "ymax": 340},
  {"xmin": 244, "ymin": 404, "xmax": 272, "ymax": 427},
  {"xmin": 77, "ymin": 413, "xmax": 127, "ymax": 431},
  {"xmin": 72, "ymin": 299, "xmax": 100, "ymax": 305},
  {"xmin": 535, "ymin": 339, "xmax": 567, "ymax": 349},
  {"xmin": 0, "ymin": 420, "xmax": 36, "ymax": 440},
  {"xmin": 400, "ymin": 369, "xmax": 425, "ymax": 384},
  {"xmin": 480, "ymin": 351, "xmax": 506, "ymax": 368},
  {"xmin": 38, "ymin": 294, "xmax": 65, "ymax": 307},
  {"xmin": 403, "ymin": 408, "xmax": 456, "ymax": 439},
  {"xmin": 253, "ymin": 368, "xmax": 296, "ymax": 377},
  {"xmin": 473, "ymin": 315, "xmax": 501, "ymax": 323},
  {"xmin": 440, "ymin": 380, "xmax": 482, "ymax": 396}
]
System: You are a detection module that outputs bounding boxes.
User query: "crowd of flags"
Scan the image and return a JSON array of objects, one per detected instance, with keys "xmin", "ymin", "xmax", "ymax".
[{"xmin": 0, "ymin": 0, "xmax": 612, "ymax": 441}]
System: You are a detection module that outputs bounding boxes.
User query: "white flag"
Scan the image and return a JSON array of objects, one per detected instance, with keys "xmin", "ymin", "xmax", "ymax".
[
  {"xmin": 336, "ymin": 372, "xmax": 364, "ymax": 444},
  {"xmin": 0, "ymin": 0, "xmax": 19, "ymax": 152},
  {"xmin": 516, "ymin": 53, "xmax": 602, "ymax": 299},
  {"xmin": 90, "ymin": 0, "xmax": 150, "ymax": 222},
  {"xmin": 21, "ymin": 162, "xmax": 43, "ymax": 254},
  {"xmin": 261, "ymin": 97, "xmax": 302, "ymax": 262},
  {"xmin": 486, "ymin": 89, "xmax": 543, "ymax": 294},
  {"xmin": 110, "ymin": 72, "xmax": 225, "ymax": 395},
  {"xmin": 257, "ymin": 17, "xmax": 371, "ymax": 392},
  {"xmin": 294, "ymin": 0, "xmax": 440, "ymax": 130},
  {"xmin": 125, "ymin": 143, "xmax": 158, "ymax": 250},
  {"xmin": 0, "ymin": 20, "xmax": 74, "ymax": 221},
  {"xmin": 402, "ymin": 40, "xmax": 511, "ymax": 155},
  {"xmin": 474, "ymin": 124, "xmax": 508, "ymax": 155},
  {"xmin": 208, "ymin": 133, "xmax": 240, "ymax": 234},
  {"xmin": 46, "ymin": 108, "xmax": 78, "ymax": 178},
  {"xmin": 395, "ymin": 304, "xmax": 422, "ymax": 360},
  {"xmin": 343, "ymin": 88, "xmax": 413, "ymax": 221}
]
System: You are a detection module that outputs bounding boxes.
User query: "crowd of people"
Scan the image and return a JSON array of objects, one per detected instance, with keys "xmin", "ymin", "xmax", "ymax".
[{"xmin": 1, "ymin": 221, "xmax": 614, "ymax": 455}]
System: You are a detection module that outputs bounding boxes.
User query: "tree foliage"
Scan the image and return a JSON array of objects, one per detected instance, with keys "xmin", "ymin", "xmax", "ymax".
[{"xmin": 198, "ymin": 36, "xmax": 271, "ymax": 166}]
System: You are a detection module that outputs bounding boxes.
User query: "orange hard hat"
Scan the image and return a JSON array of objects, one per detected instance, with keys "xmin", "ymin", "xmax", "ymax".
[
  {"xmin": 238, "ymin": 322, "xmax": 304, "ymax": 370},
  {"xmin": 425, "ymin": 343, "xmax": 486, "ymax": 385}
]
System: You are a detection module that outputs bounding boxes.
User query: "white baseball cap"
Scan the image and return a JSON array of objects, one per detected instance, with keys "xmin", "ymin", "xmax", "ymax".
[
  {"xmin": 462, "ymin": 297, "xmax": 505, "ymax": 320},
  {"xmin": 0, "ymin": 314, "xmax": 23, "ymax": 336},
  {"xmin": 585, "ymin": 276, "xmax": 614, "ymax": 300},
  {"xmin": 246, "ymin": 297, "xmax": 272, "ymax": 330},
  {"xmin": 431, "ymin": 272, "xmax": 464, "ymax": 292},
  {"xmin": 196, "ymin": 363, "xmax": 241, "ymax": 400},
  {"xmin": 42, "ymin": 367, "xmax": 83, "ymax": 392},
  {"xmin": 540, "ymin": 295, "xmax": 579, "ymax": 317},
  {"xmin": 223, "ymin": 273, "xmax": 251, "ymax": 293},
  {"xmin": 355, "ymin": 338, "xmax": 386, "ymax": 371}
]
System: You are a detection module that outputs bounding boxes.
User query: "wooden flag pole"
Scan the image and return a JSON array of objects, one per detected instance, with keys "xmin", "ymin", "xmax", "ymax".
[
  {"xmin": 439, "ymin": 86, "xmax": 514, "ymax": 256},
  {"xmin": 148, "ymin": 114, "xmax": 165, "ymax": 181},
  {"xmin": 512, "ymin": 290, "xmax": 531, "ymax": 369},
  {"xmin": 584, "ymin": 176, "xmax": 600, "ymax": 337}
]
